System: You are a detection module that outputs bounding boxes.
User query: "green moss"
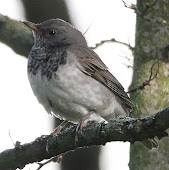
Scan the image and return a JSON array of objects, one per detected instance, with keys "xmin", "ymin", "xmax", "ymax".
[{"xmin": 130, "ymin": 0, "xmax": 169, "ymax": 169}]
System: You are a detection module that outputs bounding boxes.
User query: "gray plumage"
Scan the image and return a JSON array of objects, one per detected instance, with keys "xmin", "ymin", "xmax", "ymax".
[
  {"xmin": 23, "ymin": 19, "xmax": 158, "ymax": 149},
  {"xmin": 26, "ymin": 19, "xmax": 134, "ymax": 117}
]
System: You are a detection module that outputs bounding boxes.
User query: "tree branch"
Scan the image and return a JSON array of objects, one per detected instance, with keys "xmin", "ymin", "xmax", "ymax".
[
  {"xmin": 128, "ymin": 61, "xmax": 159, "ymax": 93},
  {"xmin": 0, "ymin": 14, "xmax": 33, "ymax": 57},
  {"xmin": 0, "ymin": 107, "xmax": 169, "ymax": 170},
  {"xmin": 91, "ymin": 38, "xmax": 134, "ymax": 51}
]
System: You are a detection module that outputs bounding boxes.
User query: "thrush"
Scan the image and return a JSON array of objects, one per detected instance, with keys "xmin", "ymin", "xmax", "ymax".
[{"xmin": 23, "ymin": 19, "xmax": 157, "ymax": 149}]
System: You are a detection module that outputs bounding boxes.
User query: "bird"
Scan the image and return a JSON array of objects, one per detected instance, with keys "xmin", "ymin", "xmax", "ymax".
[{"xmin": 22, "ymin": 19, "xmax": 157, "ymax": 149}]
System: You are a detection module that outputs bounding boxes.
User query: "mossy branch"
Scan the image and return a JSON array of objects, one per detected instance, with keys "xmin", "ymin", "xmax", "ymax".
[
  {"xmin": 0, "ymin": 107, "xmax": 169, "ymax": 170},
  {"xmin": 0, "ymin": 14, "xmax": 33, "ymax": 57}
]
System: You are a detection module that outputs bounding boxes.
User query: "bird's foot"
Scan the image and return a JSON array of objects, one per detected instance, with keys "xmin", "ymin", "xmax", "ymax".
[
  {"xmin": 75, "ymin": 111, "xmax": 94, "ymax": 142},
  {"xmin": 51, "ymin": 120, "xmax": 68, "ymax": 136},
  {"xmin": 46, "ymin": 120, "xmax": 68, "ymax": 152}
]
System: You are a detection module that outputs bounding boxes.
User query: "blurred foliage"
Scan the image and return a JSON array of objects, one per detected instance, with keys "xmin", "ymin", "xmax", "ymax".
[{"xmin": 22, "ymin": 0, "xmax": 71, "ymax": 23}]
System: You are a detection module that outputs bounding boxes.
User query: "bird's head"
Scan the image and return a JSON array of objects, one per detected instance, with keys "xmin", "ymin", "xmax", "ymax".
[{"xmin": 22, "ymin": 19, "xmax": 87, "ymax": 47}]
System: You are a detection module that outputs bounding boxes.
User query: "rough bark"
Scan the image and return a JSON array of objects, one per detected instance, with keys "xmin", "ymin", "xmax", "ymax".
[
  {"xmin": 129, "ymin": 0, "xmax": 169, "ymax": 169},
  {"xmin": 0, "ymin": 107, "xmax": 169, "ymax": 170}
]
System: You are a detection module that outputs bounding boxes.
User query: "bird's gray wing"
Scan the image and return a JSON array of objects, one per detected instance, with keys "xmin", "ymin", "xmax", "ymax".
[{"xmin": 67, "ymin": 45, "xmax": 134, "ymax": 112}]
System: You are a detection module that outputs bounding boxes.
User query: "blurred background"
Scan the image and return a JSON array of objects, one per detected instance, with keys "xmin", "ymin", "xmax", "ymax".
[{"xmin": 0, "ymin": 0, "xmax": 136, "ymax": 169}]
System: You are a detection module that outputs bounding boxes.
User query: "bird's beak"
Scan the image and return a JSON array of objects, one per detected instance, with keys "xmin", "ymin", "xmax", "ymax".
[{"xmin": 22, "ymin": 21, "xmax": 38, "ymax": 32}]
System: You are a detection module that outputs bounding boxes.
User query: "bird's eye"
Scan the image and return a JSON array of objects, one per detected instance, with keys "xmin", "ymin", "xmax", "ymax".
[{"xmin": 49, "ymin": 30, "xmax": 56, "ymax": 35}]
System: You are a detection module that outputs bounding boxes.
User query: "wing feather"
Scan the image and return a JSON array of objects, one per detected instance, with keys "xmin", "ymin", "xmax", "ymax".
[{"xmin": 67, "ymin": 45, "xmax": 134, "ymax": 112}]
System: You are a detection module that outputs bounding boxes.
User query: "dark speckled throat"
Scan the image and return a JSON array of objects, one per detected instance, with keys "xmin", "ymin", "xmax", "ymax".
[{"xmin": 28, "ymin": 42, "xmax": 68, "ymax": 80}]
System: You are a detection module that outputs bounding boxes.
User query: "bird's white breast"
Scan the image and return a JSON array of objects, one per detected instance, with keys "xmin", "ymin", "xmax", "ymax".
[{"xmin": 28, "ymin": 52, "xmax": 126, "ymax": 123}]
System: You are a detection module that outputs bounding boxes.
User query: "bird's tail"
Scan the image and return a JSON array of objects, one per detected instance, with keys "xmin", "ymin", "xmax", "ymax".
[{"xmin": 140, "ymin": 138, "xmax": 158, "ymax": 149}]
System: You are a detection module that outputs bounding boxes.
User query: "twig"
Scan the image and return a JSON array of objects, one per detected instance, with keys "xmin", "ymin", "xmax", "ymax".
[
  {"xmin": 8, "ymin": 131, "xmax": 15, "ymax": 146},
  {"xmin": 128, "ymin": 61, "xmax": 159, "ymax": 93},
  {"xmin": 121, "ymin": 55, "xmax": 133, "ymax": 69},
  {"xmin": 122, "ymin": 0, "xmax": 159, "ymax": 22},
  {"xmin": 36, "ymin": 155, "xmax": 62, "ymax": 170},
  {"xmin": 137, "ymin": 0, "xmax": 159, "ymax": 16},
  {"xmin": 91, "ymin": 38, "xmax": 134, "ymax": 50},
  {"xmin": 123, "ymin": 62, "xmax": 133, "ymax": 69},
  {"xmin": 122, "ymin": 0, "xmax": 158, "ymax": 16},
  {"xmin": 148, "ymin": 61, "xmax": 159, "ymax": 81},
  {"xmin": 122, "ymin": 0, "xmax": 137, "ymax": 10}
]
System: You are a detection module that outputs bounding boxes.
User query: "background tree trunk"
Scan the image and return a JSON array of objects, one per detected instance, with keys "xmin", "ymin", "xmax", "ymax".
[
  {"xmin": 21, "ymin": 1, "xmax": 101, "ymax": 170},
  {"xmin": 129, "ymin": 0, "xmax": 169, "ymax": 169}
]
